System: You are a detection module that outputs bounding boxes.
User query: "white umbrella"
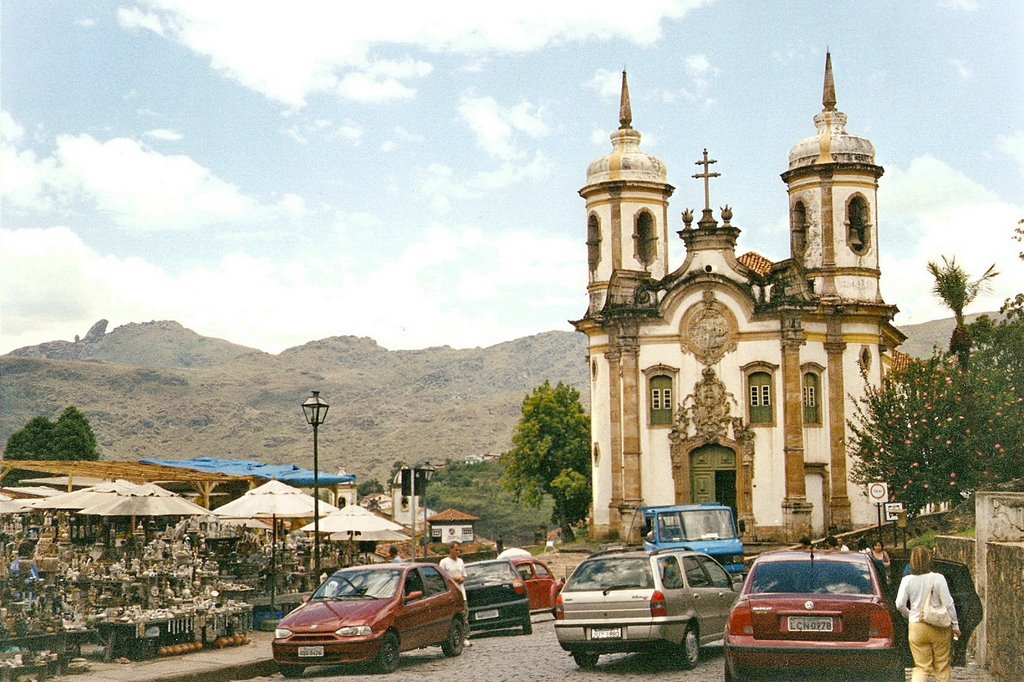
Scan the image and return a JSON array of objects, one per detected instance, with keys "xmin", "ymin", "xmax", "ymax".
[
  {"xmin": 300, "ymin": 504, "xmax": 405, "ymax": 534},
  {"xmin": 497, "ymin": 547, "xmax": 533, "ymax": 559},
  {"xmin": 0, "ymin": 494, "xmax": 33, "ymax": 514},
  {"xmin": 211, "ymin": 479, "xmax": 339, "ymax": 519},
  {"xmin": 29, "ymin": 480, "xmax": 146, "ymax": 510},
  {"xmin": 329, "ymin": 528, "xmax": 409, "ymax": 542},
  {"xmin": 77, "ymin": 483, "xmax": 210, "ymax": 517}
]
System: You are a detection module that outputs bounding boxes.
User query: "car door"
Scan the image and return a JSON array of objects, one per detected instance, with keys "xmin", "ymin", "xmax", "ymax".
[
  {"xmin": 696, "ymin": 555, "xmax": 738, "ymax": 637},
  {"xmin": 419, "ymin": 566, "xmax": 457, "ymax": 643},
  {"xmin": 658, "ymin": 554, "xmax": 694, "ymax": 625},
  {"xmin": 395, "ymin": 568, "xmax": 431, "ymax": 650},
  {"xmin": 529, "ymin": 560, "xmax": 557, "ymax": 611},
  {"xmin": 680, "ymin": 555, "xmax": 722, "ymax": 635}
]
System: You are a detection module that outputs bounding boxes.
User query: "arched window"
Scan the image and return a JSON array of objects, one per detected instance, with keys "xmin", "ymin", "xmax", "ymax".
[
  {"xmin": 791, "ymin": 201, "xmax": 807, "ymax": 256},
  {"xmin": 802, "ymin": 372, "xmax": 821, "ymax": 425},
  {"xmin": 748, "ymin": 371, "xmax": 773, "ymax": 424},
  {"xmin": 650, "ymin": 375, "xmax": 673, "ymax": 426},
  {"xmin": 587, "ymin": 214, "xmax": 601, "ymax": 272},
  {"xmin": 636, "ymin": 211, "xmax": 656, "ymax": 267},
  {"xmin": 847, "ymin": 196, "xmax": 870, "ymax": 255}
]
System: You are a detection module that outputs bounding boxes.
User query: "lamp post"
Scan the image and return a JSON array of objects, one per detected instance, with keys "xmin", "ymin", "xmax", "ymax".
[
  {"xmin": 397, "ymin": 456, "xmax": 434, "ymax": 557},
  {"xmin": 302, "ymin": 390, "xmax": 329, "ymax": 583}
]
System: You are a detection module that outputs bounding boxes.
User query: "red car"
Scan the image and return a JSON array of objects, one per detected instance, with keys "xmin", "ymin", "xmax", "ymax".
[
  {"xmin": 723, "ymin": 549, "xmax": 904, "ymax": 682},
  {"xmin": 509, "ymin": 556, "xmax": 564, "ymax": 613},
  {"xmin": 272, "ymin": 563, "xmax": 466, "ymax": 677}
]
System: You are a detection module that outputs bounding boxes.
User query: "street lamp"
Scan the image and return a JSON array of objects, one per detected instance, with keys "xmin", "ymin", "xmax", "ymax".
[
  {"xmin": 405, "ymin": 461, "xmax": 435, "ymax": 559},
  {"xmin": 302, "ymin": 390, "xmax": 329, "ymax": 583}
]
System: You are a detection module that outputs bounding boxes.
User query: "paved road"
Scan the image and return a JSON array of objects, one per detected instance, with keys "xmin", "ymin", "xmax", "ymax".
[{"xmin": 250, "ymin": 614, "xmax": 995, "ymax": 681}]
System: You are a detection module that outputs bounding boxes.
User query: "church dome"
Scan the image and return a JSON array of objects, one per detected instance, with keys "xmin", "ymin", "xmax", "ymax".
[
  {"xmin": 788, "ymin": 52, "xmax": 877, "ymax": 170},
  {"xmin": 584, "ymin": 71, "xmax": 668, "ymax": 186},
  {"xmin": 586, "ymin": 127, "xmax": 668, "ymax": 185}
]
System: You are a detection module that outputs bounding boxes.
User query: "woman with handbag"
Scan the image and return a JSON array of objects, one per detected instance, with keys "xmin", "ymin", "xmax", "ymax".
[{"xmin": 895, "ymin": 546, "xmax": 961, "ymax": 682}]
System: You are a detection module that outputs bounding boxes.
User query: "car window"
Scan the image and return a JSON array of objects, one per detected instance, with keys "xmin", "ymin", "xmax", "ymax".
[
  {"xmin": 420, "ymin": 566, "xmax": 449, "ymax": 596},
  {"xmin": 466, "ymin": 561, "xmax": 517, "ymax": 586},
  {"xmin": 404, "ymin": 568, "xmax": 425, "ymax": 595},
  {"xmin": 698, "ymin": 556, "xmax": 732, "ymax": 588},
  {"xmin": 315, "ymin": 568, "xmax": 401, "ymax": 600},
  {"xmin": 658, "ymin": 556, "xmax": 684, "ymax": 589},
  {"xmin": 564, "ymin": 557, "xmax": 653, "ymax": 592},
  {"xmin": 517, "ymin": 564, "xmax": 533, "ymax": 580},
  {"xmin": 749, "ymin": 560, "xmax": 874, "ymax": 595},
  {"xmin": 534, "ymin": 563, "xmax": 551, "ymax": 578},
  {"xmin": 682, "ymin": 556, "xmax": 711, "ymax": 587}
]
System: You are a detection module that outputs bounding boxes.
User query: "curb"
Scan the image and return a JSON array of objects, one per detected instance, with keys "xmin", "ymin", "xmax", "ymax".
[{"xmin": 153, "ymin": 658, "xmax": 278, "ymax": 682}]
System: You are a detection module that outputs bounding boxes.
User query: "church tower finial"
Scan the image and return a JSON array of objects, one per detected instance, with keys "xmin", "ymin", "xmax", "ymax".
[
  {"xmin": 822, "ymin": 50, "xmax": 837, "ymax": 112},
  {"xmin": 619, "ymin": 70, "xmax": 632, "ymax": 129}
]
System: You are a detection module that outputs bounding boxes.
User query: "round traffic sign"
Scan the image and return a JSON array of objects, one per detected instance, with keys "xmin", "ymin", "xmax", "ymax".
[{"xmin": 867, "ymin": 481, "xmax": 888, "ymax": 502}]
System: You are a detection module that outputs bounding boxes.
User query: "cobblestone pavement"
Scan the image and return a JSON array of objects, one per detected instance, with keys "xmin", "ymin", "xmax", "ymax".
[{"xmin": 251, "ymin": 614, "xmax": 996, "ymax": 682}]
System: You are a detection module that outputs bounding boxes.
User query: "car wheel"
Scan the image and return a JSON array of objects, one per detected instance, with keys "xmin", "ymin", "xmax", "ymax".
[
  {"xmin": 441, "ymin": 616, "xmax": 465, "ymax": 657},
  {"xmin": 679, "ymin": 622, "xmax": 700, "ymax": 669},
  {"xmin": 572, "ymin": 651, "xmax": 599, "ymax": 668},
  {"xmin": 279, "ymin": 664, "xmax": 304, "ymax": 678},
  {"xmin": 372, "ymin": 631, "xmax": 400, "ymax": 674},
  {"xmin": 522, "ymin": 615, "xmax": 533, "ymax": 635}
]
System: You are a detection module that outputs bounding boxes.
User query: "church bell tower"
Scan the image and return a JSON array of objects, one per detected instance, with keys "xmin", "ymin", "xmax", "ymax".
[{"xmin": 782, "ymin": 52, "xmax": 885, "ymax": 304}]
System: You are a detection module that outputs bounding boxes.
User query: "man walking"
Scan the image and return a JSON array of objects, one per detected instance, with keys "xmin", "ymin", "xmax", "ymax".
[{"xmin": 439, "ymin": 542, "xmax": 470, "ymax": 647}]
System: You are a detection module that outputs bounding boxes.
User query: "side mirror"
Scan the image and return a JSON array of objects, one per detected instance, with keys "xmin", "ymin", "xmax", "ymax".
[
  {"xmin": 405, "ymin": 590, "xmax": 423, "ymax": 602},
  {"xmin": 738, "ymin": 520, "xmax": 746, "ymax": 534}
]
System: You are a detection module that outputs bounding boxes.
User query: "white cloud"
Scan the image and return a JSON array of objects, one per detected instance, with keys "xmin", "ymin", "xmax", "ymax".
[
  {"xmin": 457, "ymin": 95, "xmax": 549, "ymax": 160},
  {"xmin": 2, "ymin": 112, "xmax": 303, "ymax": 232},
  {"xmin": 144, "ymin": 128, "xmax": 183, "ymax": 141},
  {"xmin": 414, "ymin": 152, "xmax": 551, "ymax": 213},
  {"xmin": 116, "ymin": 6, "xmax": 165, "ymax": 35},
  {"xmin": 938, "ymin": 0, "xmax": 979, "ymax": 10},
  {"xmin": 948, "ymin": 58, "xmax": 973, "ymax": 80},
  {"xmin": 0, "ymin": 223, "xmax": 586, "ymax": 355},
  {"xmin": 880, "ymin": 155, "xmax": 1023, "ymax": 325},
  {"xmin": 586, "ymin": 69, "xmax": 623, "ymax": 99},
  {"xmin": 999, "ymin": 130, "xmax": 1024, "ymax": 170},
  {"xmin": 74, "ymin": 18, "xmax": 97, "ymax": 28},
  {"xmin": 117, "ymin": 1, "xmax": 708, "ymax": 107}
]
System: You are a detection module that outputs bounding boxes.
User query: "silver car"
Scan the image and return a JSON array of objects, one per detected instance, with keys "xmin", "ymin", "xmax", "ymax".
[{"xmin": 554, "ymin": 549, "xmax": 739, "ymax": 669}]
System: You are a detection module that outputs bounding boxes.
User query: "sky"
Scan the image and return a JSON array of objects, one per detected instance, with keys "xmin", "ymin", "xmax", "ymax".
[{"xmin": 2, "ymin": 0, "xmax": 1022, "ymax": 355}]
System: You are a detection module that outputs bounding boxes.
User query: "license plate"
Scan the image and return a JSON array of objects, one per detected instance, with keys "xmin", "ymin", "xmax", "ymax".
[
  {"xmin": 475, "ymin": 609, "xmax": 499, "ymax": 620},
  {"xmin": 297, "ymin": 645, "xmax": 324, "ymax": 658},
  {"xmin": 590, "ymin": 627, "xmax": 622, "ymax": 640},
  {"xmin": 788, "ymin": 616, "xmax": 834, "ymax": 632}
]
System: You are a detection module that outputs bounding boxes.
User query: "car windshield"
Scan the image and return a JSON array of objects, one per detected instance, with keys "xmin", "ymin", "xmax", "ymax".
[
  {"xmin": 748, "ymin": 560, "xmax": 874, "ymax": 595},
  {"xmin": 564, "ymin": 557, "xmax": 653, "ymax": 592},
  {"xmin": 465, "ymin": 562, "xmax": 516, "ymax": 586},
  {"xmin": 657, "ymin": 509, "xmax": 737, "ymax": 542},
  {"xmin": 313, "ymin": 568, "xmax": 401, "ymax": 600}
]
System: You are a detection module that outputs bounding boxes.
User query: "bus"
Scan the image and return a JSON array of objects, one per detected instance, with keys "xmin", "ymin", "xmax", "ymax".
[{"xmin": 640, "ymin": 503, "xmax": 745, "ymax": 574}]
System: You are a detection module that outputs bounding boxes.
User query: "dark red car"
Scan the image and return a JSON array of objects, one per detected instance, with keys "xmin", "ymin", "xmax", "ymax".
[
  {"xmin": 272, "ymin": 563, "xmax": 465, "ymax": 677},
  {"xmin": 509, "ymin": 557, "xmax": 564, "ymax": 613},
  {"xmin": 723, "ymin": 550, "xmax": 904, "ymax": 682}
]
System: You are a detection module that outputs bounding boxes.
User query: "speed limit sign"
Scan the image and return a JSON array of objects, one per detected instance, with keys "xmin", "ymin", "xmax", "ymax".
[{"xmin": 867, "ymin": 481, "xmax": 889, "ymax": 502}]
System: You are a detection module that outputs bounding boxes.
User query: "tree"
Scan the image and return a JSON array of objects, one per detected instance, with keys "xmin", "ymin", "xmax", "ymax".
[
  {"xmin": 357, "ymin": 479, "xmax": 385, "ymax": 497},
  {"xmin": 4, "ymin": 406, "xmax": 99, "ymax": 463},
  {"xmin": 503, "ymin": 381, "xmax": 591, "ymax": 541},
  {"xmin": 849, "ymin": 354, "xmax": 1024, "ymax": 514},
  {"xmin": 51, "ymin": 406, "xmax": 99, "ymax": 460},
  {"xmin": 925, "ymin": 256, "xmax": 998, "ymax": 367}
]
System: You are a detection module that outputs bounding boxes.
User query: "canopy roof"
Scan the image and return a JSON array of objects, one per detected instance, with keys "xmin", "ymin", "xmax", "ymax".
[{"xmin": 141, "ymin": 457, "xmax": 356, "ymax": 487}]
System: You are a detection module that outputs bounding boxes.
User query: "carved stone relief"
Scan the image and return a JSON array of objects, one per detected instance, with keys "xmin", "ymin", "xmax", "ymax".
[{"xmin": 681, "ymin": 289, "xmax": 737, "ymax": 365}]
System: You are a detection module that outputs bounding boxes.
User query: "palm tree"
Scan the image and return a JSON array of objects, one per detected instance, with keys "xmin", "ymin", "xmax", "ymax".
[{"xmin": 926, "ymin": 256, "xmax": 998, "ymax": 366}]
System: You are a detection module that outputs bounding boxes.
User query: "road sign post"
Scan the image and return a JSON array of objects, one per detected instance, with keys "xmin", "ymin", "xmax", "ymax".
[{"xmin": 867, "ymin": 482, "xmax": 889, "ymax": 542}]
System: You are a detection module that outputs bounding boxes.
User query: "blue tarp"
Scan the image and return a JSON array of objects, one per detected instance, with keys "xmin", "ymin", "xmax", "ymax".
[{"xmin": 140, "ymin": 456, "xmax": 356, "ymax": 487}]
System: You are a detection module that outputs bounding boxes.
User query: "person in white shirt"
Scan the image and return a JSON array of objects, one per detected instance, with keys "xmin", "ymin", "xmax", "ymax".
[
  {"xmin": 439, "ymin": 542, "xmax": 470, "ymax": 646},
  {"xmin": 895, "ymin": 546, "xmax": 960, "ymax": 682}
]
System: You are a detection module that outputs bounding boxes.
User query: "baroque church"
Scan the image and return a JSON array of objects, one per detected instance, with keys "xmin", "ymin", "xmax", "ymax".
[{"xmin": 573, "ymin": 54, "xmax": 905, "ymax": 543}]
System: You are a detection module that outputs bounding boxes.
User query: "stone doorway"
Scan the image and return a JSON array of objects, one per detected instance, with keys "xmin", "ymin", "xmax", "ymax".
[{"xmin": 691, "ymin": 444, "xmax": 737, "ymax": 515}]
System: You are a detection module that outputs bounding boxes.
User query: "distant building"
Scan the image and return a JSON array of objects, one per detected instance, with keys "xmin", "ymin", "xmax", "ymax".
[
  {"xmin": 427, "ymin": 508, "xmax": 480, "ymax": 544},
  {"xmin": 574, "ymin": 55, "xmax": 904, "ymax": 543}
]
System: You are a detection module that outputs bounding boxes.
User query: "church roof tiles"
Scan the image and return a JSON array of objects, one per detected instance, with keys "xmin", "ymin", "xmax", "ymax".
[{"xmin": 738, "ymin": 251, "xmax": 774, "ymax": 277}]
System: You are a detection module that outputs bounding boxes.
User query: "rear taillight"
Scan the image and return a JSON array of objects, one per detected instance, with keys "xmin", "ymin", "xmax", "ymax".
[
  {"xmin": 650, "ymin": 590, "xmax": 668, "ymax": 618},
  {"xmin": 868, "ymin": 605, "xmax": 894, "ymax": 639},
  {"xmin": 513, "ymin": 578, "xmax": 526, "ymax": 595},
  {"xmin": 554, "ymin": 594, "xmax": 564, "ymax": 620},
  {"xmin": 727, "ymin": 601, "xmax": 753, "ymax": 637}
]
